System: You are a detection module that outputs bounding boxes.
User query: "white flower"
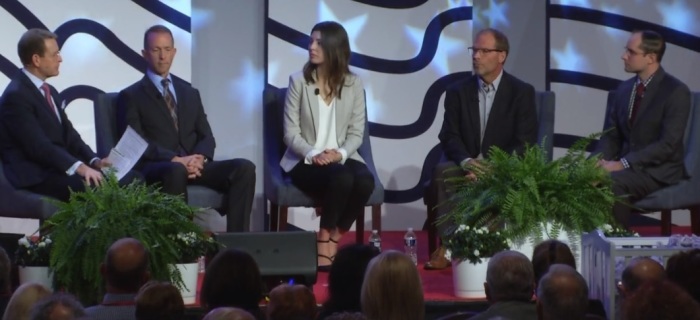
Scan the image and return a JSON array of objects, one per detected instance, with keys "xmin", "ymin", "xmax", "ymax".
[
  {"xmin": 495, "ymin": 231, "xmax": 500, "ymax": 235},
  {"xmin": 457, "ymin": 225, "xmax": 468, "ymax": 233},
  {"xmin": 465, "ymin": 225, "xmax": 470, "ymax": 231},
  {"xmin": 44, "ymin": 238, "xmax": 52, "ymax": 244},
  {"xmin": 38, "ymin": 242, "xmax": 46, "ymax": 248},
  {"xmin": 473, "ymin": 249, "xmax": 480, "ymax": 257},
  {"xmin": 476, "ymin": 229, "xmax": 483, "ymax": 234},
  {"xmin": 18, "ymin": 237, "xmax": 30, "ymax": 247},
  {"xmin": 445, "ymin": 249, "xmax": 452, "ymax": 260},
  {"xmin": 602, "ymin": 224, "xmax": 613, "ymax": 232}
]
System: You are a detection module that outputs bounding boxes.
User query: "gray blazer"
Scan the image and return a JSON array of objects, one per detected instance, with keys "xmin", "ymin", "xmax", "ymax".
[{"xmin": 280, "ymin": 71, "xmax": 366, "ymax": 172}]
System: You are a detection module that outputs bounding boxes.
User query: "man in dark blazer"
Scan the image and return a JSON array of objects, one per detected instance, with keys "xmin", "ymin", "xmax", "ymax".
[
  {"xmin": 598, "ymin": 30, "xmax": 690, "ymax": 228},
  {"xmin": 0, "ymin": 29, "xmax": 110, "ymax": 201},
  {"xmin": 426, "ymin": 28, "xmax": 538, "ymax": 269},
  {"xmin": 118, "ymin": 25, "xmax": 255, "ymax": 232}
]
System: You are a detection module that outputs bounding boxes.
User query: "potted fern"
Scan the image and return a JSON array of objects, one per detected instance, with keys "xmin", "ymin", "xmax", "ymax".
[
  {"xmin": 440, "ymin": 134, "xmax": 617, "ymax": 269},
  {"xmin": 44, "ymin": 172, "xmax": 211, "ymax": 305}
]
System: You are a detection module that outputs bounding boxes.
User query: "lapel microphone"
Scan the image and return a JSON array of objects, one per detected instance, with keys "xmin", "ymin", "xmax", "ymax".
[{"xmin": 314, "ymin": 88, "xmax": 320, "ymax": 95}]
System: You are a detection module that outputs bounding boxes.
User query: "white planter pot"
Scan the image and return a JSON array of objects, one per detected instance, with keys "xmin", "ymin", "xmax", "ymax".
[
  {"xmin": 171, "ymin": 263, "xmax": 199, "ymax": 305},
  {"xmin": 452, "ymin": 258, "xmax": 489, "ymax": 298},
  {"xmin": 18, "ymin": 266, "xmax": 53, "ymax": 290},
  {"xmin": 509, "ymin": 223, "xmax": 582, "ymax": 270}
]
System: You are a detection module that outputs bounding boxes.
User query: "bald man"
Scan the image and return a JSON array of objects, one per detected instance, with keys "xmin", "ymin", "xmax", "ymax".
[
  {"xmin": 619, "ymin": 257, "xmax": 665, "ymax": 297},
  {"xmin": 536, "ymin": 264, "xmax": 589, "ymax": 320},
  {"xmin": 85, "ymin": 238, "xmax": 150, "ymax": 319}
]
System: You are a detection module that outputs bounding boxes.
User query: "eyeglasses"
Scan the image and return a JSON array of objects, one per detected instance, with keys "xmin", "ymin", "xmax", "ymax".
[
  {"xmin": 468, "ymin": 47, "xmax": 503, "ymax": 55},
  {"xmin": 623, "ymin": 47, "xmax": 645, "ymax": 57}
]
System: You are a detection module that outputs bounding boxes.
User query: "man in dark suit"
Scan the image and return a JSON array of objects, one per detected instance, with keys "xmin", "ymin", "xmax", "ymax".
[
  {"xmin": 426, "ymin": 28, "xmax": 538, "ymax": 269},
  {"xmin": 118, "ymin": 25, "xmax": 256, "ymax": 232},
  {"xmin": 0, "ymin": 29, "xmax": 111, "ymax": 201},
  {"xmin": 598, "ymin": 30, "xmax": 690, "ymax": 228}
]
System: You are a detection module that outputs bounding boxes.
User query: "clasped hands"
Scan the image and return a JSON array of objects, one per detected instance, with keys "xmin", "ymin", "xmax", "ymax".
[
  {"xmin": 463, "ymin": 159, "xmax": 487, "ymax": 181},
  {"xmin": 173, "ymin": 154, "xmax": 206, "ymax": 179},
  {"xmin": 312, "ymin": 149, "xmax": 342, "ymax": 166}
]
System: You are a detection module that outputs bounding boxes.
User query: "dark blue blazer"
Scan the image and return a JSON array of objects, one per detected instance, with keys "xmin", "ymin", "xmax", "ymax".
[{"xmin": 0, "ymin": 70, "xmax": 97, "ymax": 188}]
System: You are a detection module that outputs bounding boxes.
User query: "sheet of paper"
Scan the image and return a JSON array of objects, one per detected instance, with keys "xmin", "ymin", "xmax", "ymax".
[{"xmin": 104, "ymin": 126, "xmax": 148, "ymax": 181}]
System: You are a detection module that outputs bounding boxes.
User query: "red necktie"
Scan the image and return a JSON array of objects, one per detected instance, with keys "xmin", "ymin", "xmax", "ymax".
[
  {"xmin": 629, "ymin": 82, "xmax": 645, "ymax": 124},
  {"xmin": 40, "ymin": 83, "xmax": 58, "ymax": 119}
]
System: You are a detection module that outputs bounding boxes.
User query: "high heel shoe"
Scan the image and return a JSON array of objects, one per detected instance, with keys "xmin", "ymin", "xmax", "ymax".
[{"xmin": 317, "ymin": 240, "xmax": 333, "ymax": 272}]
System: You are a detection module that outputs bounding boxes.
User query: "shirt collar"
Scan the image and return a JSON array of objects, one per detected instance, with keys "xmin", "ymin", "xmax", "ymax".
[
  {"xmin": 478, "ymin": 69, "xmax": 504, "ymax": 93},
  {"xmin": 146, "ymin": 69, "xmax": 172, "ymax": 89},
  {"xmin": 637, "ymin": 72, "xmax": 656, "ymax": 87},
  {"xmin": 22, "ymin": 68, "xmax": 45, "ymax": 91}
]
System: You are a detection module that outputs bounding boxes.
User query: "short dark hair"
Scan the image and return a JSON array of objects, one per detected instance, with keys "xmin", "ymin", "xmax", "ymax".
[
  {"xmin": 267, "ymin": 284, "xmax": 317, "ymax": 320},
  {"xmin": 537, "ymin": 264, "xmax": 589, "ymax": 320},
  {"xmin": 200, "ymin": 249, "xmax": 263, "ymax": 312},
  {"xmin": 143, "ymin": 24, "xmax": 174, "ymax": 49},
  {"xmin": 105, "ymin": 242, "xmax": 150, "ymax": 292},
  {"xmin": 30, "ymin": 293, "xmax": 86, "ymax": 320},
  {"xmin": 476, "ymin": 28, "xmax": 510, "ymax": 55},
  {"xmin": 18, "ymin": 28, "xmax": 57, "ymax": 66},
  {"xmin": 622, "ymin": 280, "xmax": 700, "ymax": 320},
  {"xmin": 667, "ymin": 249, "xmax": 700, "ymax": 303},
  {"xmin": 323, "ymin": 244, "xmax": 380, "ymax": 314},
  {"xmin": 486, "ymin": 250, "xmax": 534, "ymax": 302},
  {"xmin": 532, "ymin": 240, "xmax": 576, "ymax": 284},
  {"xmin": 636, "ymin": 30, "xmax": 665, "ymax": 63},
  {"xmin": 135, "ymin": 281, "xmax": 185, "ymax": 320},
  {"xmin": 0, "ymin": 246, "xmax": 10, "ymax": 294}
]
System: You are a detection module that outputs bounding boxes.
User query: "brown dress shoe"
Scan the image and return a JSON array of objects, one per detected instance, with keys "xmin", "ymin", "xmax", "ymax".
[{"xmin": 424, "ymin": 246, "xmax": 451, "ymax": 270}]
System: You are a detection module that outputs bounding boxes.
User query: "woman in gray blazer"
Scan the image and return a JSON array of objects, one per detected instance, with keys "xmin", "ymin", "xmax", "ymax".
[{"xmin": 281, "ymin": 21, "xmax": 375, "ymax": 272}]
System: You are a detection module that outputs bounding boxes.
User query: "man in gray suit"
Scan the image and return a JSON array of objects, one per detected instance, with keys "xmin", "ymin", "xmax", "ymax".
[{"xmin": 598, "ymin": 30, "xmax": 691, "ymax": 228}]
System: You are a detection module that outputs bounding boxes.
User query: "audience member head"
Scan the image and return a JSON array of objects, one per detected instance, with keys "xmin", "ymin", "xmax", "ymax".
[
  {"xmin": 532, "ymin": 240, "xmax": 576, "ymax": 285},
  {"xmin": 200, "ymin": 249, "xmax": 263, "ymax": 312},
  {"xmin": 619, "ymin": 257, "xmax": 665, "ymax": 297},
  {"xmin": 536, "ymin": 264, "xmax": 589, "ymax": 320},
  {"xmin": 361, "ymin": 250, "xmax": 424, "ymax": 320},
  {"xmin": 323, "ymin": 244, "xmax": 380, "ymax": 314},
  {"xmin": 0, "ymin": 246, "xmax": 10, "ymax": 294},
  {"xmin": 266, "ymin": 284, "xmax": 317, "ymax": 320},
  {"xmin": 324, "ymin": 312, "xmax": 368, "ymax": 320},
  {"xmin": 666, "ymin": 249, "xmax": 700, "ymax": 303},
  {"xmin": 29, "ymin": 293, "xmax": 85, "ymax": 320},
  {"xmin": 17, "ymin": 28, "xmax": 61, "ymax": 80},
  {"xmin": 202, "ymin": 307, "xmax": 255, "ymax": 320},
  {"xmin": 142, "ymin": 24, "xmax": 176, "ymax": 77},
  {"xmin": 485, "ymin": 250, "xmax": 535, "ymax": 303},
  {"xmin": 622, "ymin": 280, "xmax": 700, "ymax": 320},
  {"xmin": 472, "ymin": 28, "xmax": 509, "ymax": 83},
  {"xmin": 100, "ymin": 238, "xmax": 150, "ymax": 294},
  {"xmin": 2, "ymin": 282, "xmax": 51, "ymax": 320},
  {"xmin": 134, "ymin": 281, "xmax": 184, "ymax": 320}
]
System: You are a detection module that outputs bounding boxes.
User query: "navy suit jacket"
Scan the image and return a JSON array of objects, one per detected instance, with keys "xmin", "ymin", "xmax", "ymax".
[
  {"xmin": 439, "ymin": 71, "xmax": 538, "ymax": 164},
  {"xmin": 599, "ymin": 67, "xmax": 690, "ymax": 185},
  {"xmin": 117, "ymin": 76, "xmax": 216, "ymax": 162},
  {"xmin": 0, "ymin": 70, "xmax": 96, "ymax": 188}
]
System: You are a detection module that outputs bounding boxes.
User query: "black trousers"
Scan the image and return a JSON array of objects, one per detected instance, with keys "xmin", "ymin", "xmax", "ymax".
[
  {"xmin": 429, "ymin": 161, "xmax": 465, "ymax": 237},
  {"xmin": 25, "ymin": 170, "xmax": 143, "ymax": 202},
  {"xmin": 610, "ymin": 169, "xmax": 665, "ymax": 228},
  {"xmin": 140, "ymin": 158, "xmax": 256, "ymax": 232},
  {"xmin": 288, "ymin": 159, "xmax": 374, "ymax": 231}
]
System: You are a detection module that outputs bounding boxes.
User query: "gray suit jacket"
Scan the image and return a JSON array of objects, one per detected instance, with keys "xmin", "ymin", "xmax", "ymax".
[{"xmin": 280, "ymin": 71, "xmax": 366, "ymax": 172}]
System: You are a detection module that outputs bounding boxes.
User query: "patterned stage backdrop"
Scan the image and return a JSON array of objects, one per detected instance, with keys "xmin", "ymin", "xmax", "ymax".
[
  {"xmin": 0, "ymin": 0, "xmax": 192, "ymax": 234},
  {"xmin": 267, "ymin": 0, "xmax": 700, "ymax": 231},
  {"xmin": 266, "ymin": 0, "xmax": 474, "ymax": 230}
]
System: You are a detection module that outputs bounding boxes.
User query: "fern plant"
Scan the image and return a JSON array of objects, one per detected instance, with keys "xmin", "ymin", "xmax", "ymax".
[
  {"xmin": 439, "ymin": 134, "xmax": 617, "ymax": 256},
  {"xmin": 45, "ymin": 172, "xmax": 208, "ymax": 305}
]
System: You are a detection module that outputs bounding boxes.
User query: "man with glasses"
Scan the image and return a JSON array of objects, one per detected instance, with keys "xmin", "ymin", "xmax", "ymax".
[
  {"xmin": 425, "ymin": 28, "xmax": 538, "ymax": 270},
  {"xmin": 597, "ymin": 30, "xmax": 690, "ymax": 228},
  {"xmin": 0, "ymin": 29, "xmax": 115, "ymax": 201}
]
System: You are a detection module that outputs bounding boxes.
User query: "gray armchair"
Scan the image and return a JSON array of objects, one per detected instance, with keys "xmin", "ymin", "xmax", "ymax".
[
  {"xmin": 262, "ymin": 86, "xmax": 384, "ymax": 244},
  {"xmin": 603, "ymin": 91, "xmax": 700, "ymax": 235},
  {"xmin": 93, "ymin": 93, "xmax": 224, "ymax": 211},
  {"xmin": 424, "ymin": 91, "xmax": 556, "ymax": 254}
]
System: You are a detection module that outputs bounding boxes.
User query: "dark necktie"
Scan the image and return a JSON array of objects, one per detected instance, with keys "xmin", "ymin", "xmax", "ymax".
[
  {"xmin": 161, "ymin": 78, "xmax": 178, "ymax": 130},
  {"xmin": 629, "ymin": 82, "xmax": 645, "ymax": 124},
  {"xmin": 40, "ymin": 83, "xmax": 58, "ymax": 120}
]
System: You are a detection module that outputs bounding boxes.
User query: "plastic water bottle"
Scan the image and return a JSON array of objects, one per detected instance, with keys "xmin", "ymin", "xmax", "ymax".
[
  {"xmin": 368, "ymin": 230, "xmax": 382, "ymax": 252},
  {"xmin": 404, "ymin": 227, "xmax": 418, "ymax": 266}
]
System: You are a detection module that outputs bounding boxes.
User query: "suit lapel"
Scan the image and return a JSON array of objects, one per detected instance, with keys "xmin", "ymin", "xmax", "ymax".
[
  {"xmin": 632, "ymin": 68, "xmax": 665, "ymax": 128},
  {"xmin": 304, "ymin": 82, "xmax": 320, "ymax": 137},
  {"xmin": 139, "ymin": 76, "xmax": 178, "ymax": 133},
  {"xmin": 17, "ymin": 72, "xmax": 62, "ymax": 127},
  {"xmin": 464, "ymin": 77, "xmax": 481, "ymax": 152},
  {"xmin": 483, "ymin": 73, "xmax": 511, "ymax": 149},
  {"xmin": 172, "ymin": 79, "xmax": 186, "ymax": 134}
]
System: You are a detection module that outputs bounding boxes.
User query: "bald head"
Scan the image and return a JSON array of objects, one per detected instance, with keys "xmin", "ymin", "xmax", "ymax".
[
  {"xmin": 621, "ymin": 257, "xmax": 665, "ymax": 295},
  {"xmin": 103, "ymin": 238, "xmax": 149, "ymax": 292},
  {"xmin": 537, "ymin": 264, "xmax": 588, "ymax": 320}
]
